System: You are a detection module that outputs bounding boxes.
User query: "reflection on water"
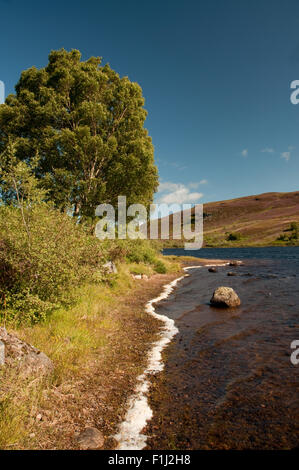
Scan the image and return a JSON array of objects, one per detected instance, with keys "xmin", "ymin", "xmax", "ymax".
[{"xmin": 146, "ymin": 248, "xmax": 299, "ymax": 449}]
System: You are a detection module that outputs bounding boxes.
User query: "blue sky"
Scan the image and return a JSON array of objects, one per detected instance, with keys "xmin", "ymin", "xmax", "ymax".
[{"xmin": 1, "ymin": 0, "xmax": 299, "ymax": 206}]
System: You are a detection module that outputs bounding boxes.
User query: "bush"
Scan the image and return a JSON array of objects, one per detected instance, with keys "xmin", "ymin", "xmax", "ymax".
[
  {"xmin": 290, "ymin": 222, "xmax": 298, "ymax": 239},
  {"xmin": 102, "ymin": 239, "xmax": 159, "ymax": 265},
  {"xmin": 0, "ymin": 205, "xmax": 105, "ymax": 325},
  {"xmin": 226, "ymin": 232, "xmax": 241, "ymax": 241},
  {"xmin": 154, "ymin": 260, "xmax": 167, "ymax": 274},
  {"xmin": 277, "ymin": 222, "xmax": 299, "ymax": 243}
]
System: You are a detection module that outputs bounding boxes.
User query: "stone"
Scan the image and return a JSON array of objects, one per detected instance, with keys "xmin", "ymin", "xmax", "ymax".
[
  {"xmin": 210, "ymin": 287, "xmax": 241, "ymax": 308},
  {"xmin": 132, "ymin": 274, "xmax": 142, "ymax": 280},
  {"xmin": 0, "ymin": 327, "xmax": 54, "ymax": 377},
  {"xmin": 0, "ymin": 340, "xmax": 4, "ymax": 366},
  {"xmin": 76, "ymin": 427, "xmax": 104, "ymax": 450},
  {"xmin": 229, "ymin": 260, "xmax": 244, "ymax": 266},
  {"xmin": 208, "ymin": 267, "xmax": 218, "ymax": 273},
  {"xmin": 103, "ymin": 261, "xmax": 117, "ymax": 274},
  {"xmin": 227, "ymin": 271, "xmax": 237, "ymax": 276}
]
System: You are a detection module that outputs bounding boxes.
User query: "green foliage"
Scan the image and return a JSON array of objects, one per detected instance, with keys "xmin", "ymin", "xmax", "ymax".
[
  {"xmin": 277, "ymin": 234, "xmax": 288, "ymax": 242},
  {"xmin": 276, "ymin": 222, "xmax": 299, "ymax": 244},
  {"xmin": 102, "ymin": 239, "xmax": 158, "ymax": 265},
  {"xmin": 0, "ymin": 49, "xmax": 158, "ymax": 220},
  {"xmin": 125, "ymin": 240, "xmax": 157, "ymax": 264},
  {"xmin": 290, "ymin": 222, "xmax": 298, "ymax": 239},
  {"xmin": 226, "ymin": 232, "xmax": 242, "ymax": 241},
  {"xmin": 100, "ymin": 239, "xmax": 172, "ymax": 275},
  {"xmin": 154, "ymin": 260, "xmax": 167, "ymax": 274},
  {"xmin": 0, "ymin": 156, "xmax": 105, "ymax": 324},
  {"xmin": 0, "ymin": 204, "xmax": 105, "ymax": 325},
  {"xmin": 129, "ymin": 264, "xmax": 153, "ymax": 276}
]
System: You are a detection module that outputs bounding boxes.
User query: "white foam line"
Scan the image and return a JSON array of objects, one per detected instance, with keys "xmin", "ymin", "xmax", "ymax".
[{"xmin": 113, "ymin": 262, "xmax": 229, "ymax": 450}]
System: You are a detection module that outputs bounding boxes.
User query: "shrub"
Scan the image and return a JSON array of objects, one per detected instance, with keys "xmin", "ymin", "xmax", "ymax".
[
  {"xmin": 102, "ymin": 239, "xmax": 159, "ymax": 265},
  {"xmin": 154, "ymin": 260, "xmax": 167, "ymax": 274},
  {"xmin": 0, "ymin": 205, "xmax": 104, "ymax": 325},
  {"xmin": 290, "ymin": 222, "xmax": 298, "ymax": 239},
  {"xmin": 226, "ymin": 232, "xmax": 241, "ymax": 241},
  {"xmin": 277, "ymin": 223, "xmax": 299, "ymax": 243}
]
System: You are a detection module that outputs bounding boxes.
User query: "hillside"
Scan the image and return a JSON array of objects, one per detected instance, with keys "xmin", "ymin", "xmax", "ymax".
[{"xmin": 157, "ymin": 191, "xmax": 299, "ymax": 247}]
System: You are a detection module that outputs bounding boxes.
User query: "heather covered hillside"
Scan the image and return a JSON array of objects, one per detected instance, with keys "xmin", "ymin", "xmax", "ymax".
[{"xmin": 159, "ymin": 191, "xmax": 299, "ymax": 247}]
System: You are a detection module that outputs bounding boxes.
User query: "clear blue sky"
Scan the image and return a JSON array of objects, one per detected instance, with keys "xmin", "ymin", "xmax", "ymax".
[{"xmin": 1, "ymin": 0, "xmax": 299, "ymax": 205}]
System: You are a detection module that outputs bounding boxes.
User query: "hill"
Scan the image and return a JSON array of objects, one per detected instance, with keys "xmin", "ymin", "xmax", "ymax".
[{"xmin": 156, "ymin": 191, "xmax": 299, "ymax": 247}]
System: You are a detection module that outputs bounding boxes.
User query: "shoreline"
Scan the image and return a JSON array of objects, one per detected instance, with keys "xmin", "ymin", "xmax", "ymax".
[
  {"xmin": 113, "ymin": 258, "xmax": 230, "ymax": 450},
  {"xmin": 0, "ymin": 256, "xmax": 230, "ymax": 450},
  {"xmin": 0, "ymin": 266, "xmax": 184, "ymax": 450},
  {"xmin": 143, "ymin": 253, "xmax": 298, "ymax": 450}
]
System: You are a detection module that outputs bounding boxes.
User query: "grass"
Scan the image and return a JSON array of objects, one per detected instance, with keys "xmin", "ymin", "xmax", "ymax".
[
  {"xmin": 129, "ymin": 263, "xmax": 153, "ymax": 276},
  {"xmin": 17, "ymin": 264, "xmax": 135, "ymax": 382},
  {"xmin": 0, "ymin": 367, "xmax": 46, "ymax": 448}
]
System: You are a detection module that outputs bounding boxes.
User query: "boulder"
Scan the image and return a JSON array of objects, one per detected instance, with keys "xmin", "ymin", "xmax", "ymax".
[
  {"xmin": 229, "ymin": 260, "xmax": 243, "ymax": 266},
  {"xmin": 0, "ymin": 327, "xmax": 54, "ymax": 377},
  {"xmin": 103, "ymin": 261, "xmax": 117, "ymax": 274},
  {"xmin": 210, "ymin": 287, "xmax": 241, "ymax": 308},
  {"xmin": 76, "ymin": 427, "xmax": 104, "ymax": 450},
  {"xmin": 208, "ymin": 267, "xmax": 218, "ymax": 273}
]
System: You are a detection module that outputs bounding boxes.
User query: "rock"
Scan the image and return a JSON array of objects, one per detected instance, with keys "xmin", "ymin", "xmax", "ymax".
[
  {"xmin": 76, "ymin": 427, "xmax": 104, "ymax": 450},
  {"xmin": 208, "ymin": 267, "xmax": 218, "ymax": 273},
  {"xmin": 0, "ymin": 340, "xmax": 4, "ymax": 366},
  {"xmin": 210, "ymin": 287, "xmax": 241, "ymax": 308},
  {"xmin": 227, "ymin": 271, "xmax": 237, "ymax": 276},
  {"xmin": 229, "ymin": 260, "xmax": 243, "ymax": 266},
  {"xmin": 103, "ymin": 261, "xmax": 117, "ymax": 274},
  {"xmin": 132, "ymin": 274, "xmax": 142, "ymax": 280},
  {"xmin": 0, "ymin": 327, "xmax": 54, "ymax": 377}
]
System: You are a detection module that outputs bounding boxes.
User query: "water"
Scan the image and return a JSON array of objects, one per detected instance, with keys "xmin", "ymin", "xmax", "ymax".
[{"xmin": 145, "ymin": 247, "xmax": 299, "ymax": 449}]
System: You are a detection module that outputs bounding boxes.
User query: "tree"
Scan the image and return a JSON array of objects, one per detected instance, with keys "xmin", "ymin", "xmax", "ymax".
[
  {"xmin": 0, "ymin": 49, "xmax": 158, "ymax": 220},
  {"xmin": 0, "ymin": 138, "xmax": 48, "ymax": 250}
]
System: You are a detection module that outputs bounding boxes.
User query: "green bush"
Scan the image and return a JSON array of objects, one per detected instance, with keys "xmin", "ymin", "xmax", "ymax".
[
  {"xmin": 102, "ymin": 239, "xmax": 159, "ymax": 265},
  {"xmin": 154, "ymin": 260, "xmax": 167, "ymax": 274},
  {"xmin": 226, "ymin": 232, "xmax": 241, "ymax": 241},
  {"xmin": 0, "ymin": 205, "xmax": 105, "ymax": 325},
  {"xmin": 277, "ymin": 222, "xmax": 299, "ymax": 243}
]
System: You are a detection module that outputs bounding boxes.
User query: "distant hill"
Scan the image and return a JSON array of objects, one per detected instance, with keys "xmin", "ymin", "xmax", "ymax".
[{"xmin": 155, "ymin": 191, "xmax": 299, "ymax": 247}]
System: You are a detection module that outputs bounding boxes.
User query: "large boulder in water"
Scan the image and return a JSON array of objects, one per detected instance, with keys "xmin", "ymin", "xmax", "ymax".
[{"xmin": 210, "ymin": 287, "xmax": 241, "ymax": 308}]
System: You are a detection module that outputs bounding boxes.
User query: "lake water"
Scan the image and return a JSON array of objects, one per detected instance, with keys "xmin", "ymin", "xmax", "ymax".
[{"xmin": 145, "ymin": 247, "xmax": 299, "ymax": 449}]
